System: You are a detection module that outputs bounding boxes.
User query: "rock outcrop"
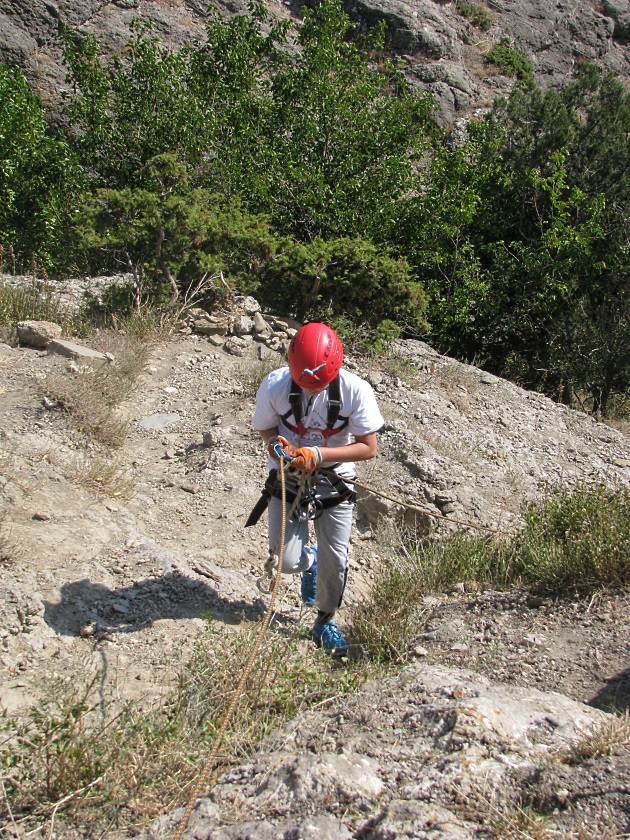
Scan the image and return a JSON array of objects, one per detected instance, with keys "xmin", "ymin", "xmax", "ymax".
[
  {"xmin": 3, "ymin": 0, "xmax": 630, "ymax": 126},
  {"xmin": 150, "ymin": 661, "xmax": 611, "ymax": 839}
]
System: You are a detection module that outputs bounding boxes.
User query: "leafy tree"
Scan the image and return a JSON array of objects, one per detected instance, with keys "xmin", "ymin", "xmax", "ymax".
[
  {"xmin": 0, "ymin": 65, "xmax": 83, "ymax": 272},
  {"xmin": 62, "ymin": 26, "xmax": 216, "ymax": 188},
  {"xmin": 59, "ymin": 0, "xmax": 433, "ymax": 338},
  {"xmin": 261, "ymin": 0, "xmax": 434, "ymax": 241},
  {"xmin": 400, "ymin": 64, "xmax": 630, "ymax": 413}
]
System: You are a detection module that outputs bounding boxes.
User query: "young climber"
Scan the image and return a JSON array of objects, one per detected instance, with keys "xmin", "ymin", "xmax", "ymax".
[{"xmin": 249, "ymin": 321, "xmax": 384, "ymax": 654}]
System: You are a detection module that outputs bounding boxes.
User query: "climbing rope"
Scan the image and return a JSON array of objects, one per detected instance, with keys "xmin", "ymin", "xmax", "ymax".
[
  {"xmin": 320, "ymin": 470, "xmax": 516, "ymax": 536},
  {"xmin": 173, "ymin": 462, "xmax": 303, "ymax": 840}
]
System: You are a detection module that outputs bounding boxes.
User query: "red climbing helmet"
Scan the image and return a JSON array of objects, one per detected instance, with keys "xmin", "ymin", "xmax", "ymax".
[{"xmin": 288, "ymin": 322, "xmax": 344, "ymax": 388}]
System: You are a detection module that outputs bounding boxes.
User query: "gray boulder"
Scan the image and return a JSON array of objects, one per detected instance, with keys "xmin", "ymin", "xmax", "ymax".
[{"xmin": 17, "ymin": 320, "xmax": 62, "ymax": 348}]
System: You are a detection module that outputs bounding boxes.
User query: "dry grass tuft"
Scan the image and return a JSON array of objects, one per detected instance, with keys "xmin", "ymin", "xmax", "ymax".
[
  {"xmin": 487, "ymin": 803, "xmax": 552, "ymax": 839},
  {"xmin": 239, "ymin": 355, "xmax": 278, "ymax": 398},
  {"xmin": 352, "ymin": 522, "xmax": 431, "ymax": 662},
  {"xmin": 0, "ymin": 279, "xmax": 75, "ymax": 333},
  {"xmin": 0, "ymin": 621, "xmax": 371, "ymax": 837},
  {"xmin": 68, "ymin": 452, "xmax": 135, "ymax": 498},
  {"xmin": 567, "ymin": 711, "xmax": 630, "ymax": 764},
  {"xmin": 42, "ymin": 332, "xmax": 149, "ymax": 447}
]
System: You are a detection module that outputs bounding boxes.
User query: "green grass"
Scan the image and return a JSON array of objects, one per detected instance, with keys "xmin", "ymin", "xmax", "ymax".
[
  {"xmin": 352, "ymin": 483, "xmax": 630, "ymax": 660},
  {"xmin": 352, "ymin": 549, "xmax": 430, "ymax": 662},
  {"xmin": 0, "ymin": 621, "xmax": 372, "ymax": 836},
  {"xmin": 514, "ymin": 482, "xmax": 630, "ymax": 589}
]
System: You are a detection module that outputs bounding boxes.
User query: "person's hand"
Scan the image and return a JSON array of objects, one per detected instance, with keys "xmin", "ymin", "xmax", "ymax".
[
  {"xmin": 268, "ymin": 435, "xmax": 295, "ymax": 462},
  {"xmin": 290, "ymin": 446, "xmax": 322, "ymax": 472}
]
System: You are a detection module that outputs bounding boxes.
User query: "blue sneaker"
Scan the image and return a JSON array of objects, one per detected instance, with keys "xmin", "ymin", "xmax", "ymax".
[
  {"xmin": 300, "ymin": 545, "xmax": 317, "ymax": 605},
  {"xmin": 311, "ymin": 618, "xmax": 349, "ymax": 656}
]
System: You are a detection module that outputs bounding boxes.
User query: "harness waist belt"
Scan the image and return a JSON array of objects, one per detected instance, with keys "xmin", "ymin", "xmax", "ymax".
[{"xmin": 245, "ymin": 469, "xmax": 356, "ymax": 527}]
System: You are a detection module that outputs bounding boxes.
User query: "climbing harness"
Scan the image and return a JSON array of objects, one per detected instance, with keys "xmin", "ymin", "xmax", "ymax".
[
  {"xmin": 246, "ymin": 465, "xmax": 356, "ymax": 529},
  {"xmin": 172, "ymin": 462, "xmax": 294, "ymax": 840},
  {"xmin": 280, "ymin": 375, "xmax": 349, "ymax": 440}
]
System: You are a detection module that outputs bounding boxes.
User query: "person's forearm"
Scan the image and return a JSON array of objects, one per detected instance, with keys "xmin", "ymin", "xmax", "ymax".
[
  {"xmin": 319, "ymin": 443, "xmax": 371, "ymax": 464},
  {"xmin": 259, "ymin": 428, "xmax": 279, "ymax": 447},
  {"xmin": 319, "ymin": 433, "xmax": 377, "ymax": 465}
]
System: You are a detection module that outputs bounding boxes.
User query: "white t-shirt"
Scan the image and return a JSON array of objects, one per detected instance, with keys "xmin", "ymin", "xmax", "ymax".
[{"xmin": 252, "ymin": 367, "xmax": 384, "ymax": 477}]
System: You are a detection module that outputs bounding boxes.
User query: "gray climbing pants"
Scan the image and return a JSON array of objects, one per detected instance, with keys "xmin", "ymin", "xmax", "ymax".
[{"xmin": 267, "ymin": 478, "xmax": 354, "ymax": 615}]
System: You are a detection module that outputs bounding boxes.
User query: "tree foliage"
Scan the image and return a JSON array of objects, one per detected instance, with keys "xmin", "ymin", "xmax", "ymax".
[
  {"xmin": 1, "ymin": 3, "xmax": 629, "ymax": 411},
  {"xmin": 252, "ymin": 236, "xmax": 428, "ymax": 333},
  {"xmin": 0, "ymin": 65, "xmax": 82, "ymax": 271},
  {"xmin": 402, "ymin": 68, "xmax": 630, "ymax": 414}
]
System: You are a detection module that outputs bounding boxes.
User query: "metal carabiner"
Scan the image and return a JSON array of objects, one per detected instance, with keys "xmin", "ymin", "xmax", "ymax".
[{"xmin": 272, "ymin": 440, "xmax": 293, "ymax": 462}]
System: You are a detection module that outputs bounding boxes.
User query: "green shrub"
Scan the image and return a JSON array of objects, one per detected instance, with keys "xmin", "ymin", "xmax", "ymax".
[
  {"xmin": 253, "ymin": 236, "xmax": 428, "ymax": 337},
  {"xmin": 514, "ymin": 483, "xmax": 630, "ymax": 589},
  {"xmin": 485, "ymin": 42, "xmax": 534, "ymax": 82},
  {"xmin": 456, "ymin": 1, "xmax": 492, "ymax": 31}
]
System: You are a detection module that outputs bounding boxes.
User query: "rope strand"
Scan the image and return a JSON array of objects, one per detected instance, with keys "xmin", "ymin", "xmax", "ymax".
[
  {"xmin": 173, "ymin": 463, "xmax": 299, "ymax": 839},
  {"xmin": 320, "ymin": 470, "xmax": 516, "ymax": 536}
]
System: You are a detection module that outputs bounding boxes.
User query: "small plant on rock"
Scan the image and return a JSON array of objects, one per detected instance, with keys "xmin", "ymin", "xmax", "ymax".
[
  {"xmin": 485, "ymin": 40, "xmax": 535, "ymax": 82},
  {"xmin": 456, "ymin": 0, "xmax": 493, "ymax": 31}
]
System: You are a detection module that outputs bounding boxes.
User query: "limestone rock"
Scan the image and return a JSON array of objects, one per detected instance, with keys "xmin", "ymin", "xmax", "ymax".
[
  {"xmin": 238, "ymin": 295, "xmax": 261, "ymax": 315},
  {"xmin": 232, "ymin": 314, "xmax": 254, "ymax": 336},
  {"xmin": 253, "ymin": 311, "xmax": 271, "ymax": 335},
  {"xmin": 603, "ymin": 0, "xmax": 630, "ymax": 41},
  {"xmin": 224, "ymin": 337, "xmax": 248, "ymax": 356},
  {"xmin": 46, "ymin": 338, "xmax": 108, "ymax": 367},
  {"xmin": 17, "ymin": 320, "xmax": 62, "ymax": 348},
  {"xmin": 192, "ymin": 319, "xmax": 228, "ymax": 337}
]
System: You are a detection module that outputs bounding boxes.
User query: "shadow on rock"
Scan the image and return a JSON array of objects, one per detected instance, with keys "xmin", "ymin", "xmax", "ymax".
[
  {"xmin": 589, "ymin": 667, "xmax": 630, "ymax": 713},
  {"xmin": 43, "ymin": 572, "xmax": 265, "ymax": 637}
]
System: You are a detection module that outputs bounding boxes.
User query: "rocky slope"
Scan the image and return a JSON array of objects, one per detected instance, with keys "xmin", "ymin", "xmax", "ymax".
[
  {"xmin": 1, "ymin": 275, "xmax": 630, "ymax": 837},
  {"xmin": 3, "ymin": 0, "xmax": 630, "ymax": 125}
]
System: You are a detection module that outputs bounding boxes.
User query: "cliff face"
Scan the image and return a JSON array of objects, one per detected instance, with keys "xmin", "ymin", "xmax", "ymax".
[{"xmin": 2, "ymin": 0, "xmax": 630, "ymax": 125}]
